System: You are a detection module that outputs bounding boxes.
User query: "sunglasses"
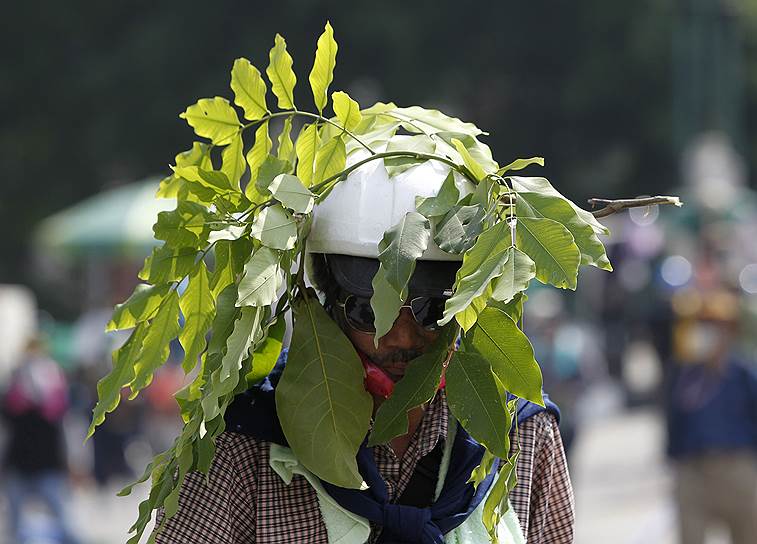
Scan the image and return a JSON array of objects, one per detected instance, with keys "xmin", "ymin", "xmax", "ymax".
[{"xmin": 336, "ymin": 292, "xmax": 448, "ymax": 333}]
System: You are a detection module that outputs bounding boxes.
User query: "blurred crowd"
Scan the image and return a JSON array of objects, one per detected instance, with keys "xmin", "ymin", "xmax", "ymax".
[{"xmin": 1, "ymin": 133, "xmax": 756, "ymax": 543}]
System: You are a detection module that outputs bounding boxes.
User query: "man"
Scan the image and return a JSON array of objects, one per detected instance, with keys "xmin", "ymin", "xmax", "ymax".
[{"xmin": 156, "ymin": 156, "xmax": 575, "ymax": 543}]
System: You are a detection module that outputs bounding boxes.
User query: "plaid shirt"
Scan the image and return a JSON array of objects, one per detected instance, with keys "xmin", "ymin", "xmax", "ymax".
[{"xmin": 155, "ymin": 393, "xmax": 574, "ymax": 543}]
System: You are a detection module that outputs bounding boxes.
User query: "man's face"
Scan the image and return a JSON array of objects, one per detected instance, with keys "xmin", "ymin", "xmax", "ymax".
[{"xmin": 343, "ymin": 307, "xmax": 440, "ymax": 382}]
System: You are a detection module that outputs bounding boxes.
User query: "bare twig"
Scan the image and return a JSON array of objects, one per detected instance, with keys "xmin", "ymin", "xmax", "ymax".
[{"xmin": 587, "ymin": 195, "xmax": 682, "ymax": 218}]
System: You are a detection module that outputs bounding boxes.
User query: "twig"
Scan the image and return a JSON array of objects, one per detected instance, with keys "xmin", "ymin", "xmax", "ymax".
[{"xmin": 587, "ymin": 195, "xmax": 682, "ymax": 218}]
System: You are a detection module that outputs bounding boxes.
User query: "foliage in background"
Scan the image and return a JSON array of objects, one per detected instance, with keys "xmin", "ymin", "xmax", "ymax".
[{"xmin": 87, "ymin": 24, "xmax": 612, "ymax": 543}]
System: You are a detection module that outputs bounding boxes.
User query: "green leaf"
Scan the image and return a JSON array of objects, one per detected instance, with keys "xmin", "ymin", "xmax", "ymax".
[
  {"xmin": 467, "ymin": 307, "xmax": 544, "ymax": 405},
  {"xmin": 497, "ymin": 157, "xmax": 544, "ymax": 176},
  {"xmin": 245, "ymin": 317, "xmax": 285, "ymax": 385},
  {"xmin": 87, "ymin": 323, "xmax": 148, "ymax": 438},
  {"xmin": 255, "ymin": 154, "xmax": 291, "ymax": 196},
  {"xmin": 510, "ymin": 176, "xmax": 610, "ymax": 236},
  {"xmin": 206, "ymin": 284, "xmax": 241, "ymax": 357},
  {"xmin": 376, "ymin": 212, "xmax": 431, "ymax": 294},
  {"xmin": 295, "ymin": 123, "xmax": 320, "ymax": 186},
  {"xmin": 436, "ymin": 132, "xmax": 498, "ymax": 174},
  {"xmin": 369, "ymin": 327, "xmax": 456, "ymax": 445},
  {"xmin": 482, "ymin": 452, "xmax": 519, "ymax": 538},
  {"xmin": 202, "ymin": 306, "xmax": 263, "ymax": 421},
  {"xmin": 108, "ymin": 284, "xmax": 172, "ymax": 332},
  {"xmin": 516, "ymin": 216, "xmax": 580, "ymax": 290},
  {"xmin": 237, "ymin": 246, "xmax": 283, "ymax": 307},
  {"xmin": 313, "ymin": 135, "xmax": 346, "ymax": 186},
  {"xmin": 387, "ymin": 106, "xmax": 484, "ymax": 136},
  {"xmin": 179, "ymin": 97, "xmax": 241, "ymax": 146},
  {"xmin": 221, "ymin": 133, "xmax": 245, "ymax": 188},
  {"xmin": 266, "ymin": 33, "xmax": 297, "ymax": 110},
  {"xmin": 179, "ymin": 263, "xmax": 215, "ymax": 373},
  {"xmin": 246, "ymin": 122, "xmax": 273, "ymax": 193},
  {"xmin": 309, "ymin": 22, "xmax": 338, "ymax": 113},
  {"xmin": 446, "ymin": 351, "xmax": 511, "ymax": 458},
  {"xmin": 210, "ymin": 238, "xmax": 253, "ymax": 297},
  {"xmin": 269, "ymin": 173, "xmax": 315, "ymax": 213},
  {"xmin": 276, "ymin": 297, "xmax": 372, "ymax": 488},
  {"xmin": 516, "ymin": 191, "xmax": 612, "ymax": 271},
  {"xmin": 129, "ymin": 290, "xmax": 181, "ymax": 397},
  {"xmin": 158, "ymin": 143, "xmax": 212, "ymax": 199},
  {"xmin": 332, "ymin": 91, "xmax": 362, "ymax": 131},
  {"xmin": 370, "ymin": 266, "xmax": 404, "ymax": 343},
  {"xmin": 230, "ymin": 58, "xmax": 269, "ymax": 121},
  {"xmin": 439, "ymin": 221, "xmax": 511, "ymax": 326},
  {"xmin": 488, "ymin": 292, "xmax": 527, "ymax": 323},
  {"xmin": 433, "ymin": 203, "xmax": 486, "ymax": 254},
  {"xmin": 489, "ymin": 247, "xmax": 536, "ymax": 304},
  {"xmin": 153, "ymin": 201, "xmax": 213, "ymax": 248},
  {"xmin": 249, "ymin": 204, "xmax": 297, "ymax": 250},
  {"xmin": 384, "ymin": 135, "xmax": 435, "ymax": 177},
  {"xmin": 454, "ymin": 287, "xmax": 490, "ymax": 333},
  {"xmin": 139, "ymin": 245, "xmax": 197, "ymax": 285},
  {"xmin": 451, "ymin": 138, "xmax": 487, "ymax": 181},
  {"xmin": 416, "ymin": 171, "xmax": 460, "ymax": 218},
  {"xmin": 277, "ymin": 116, "xmax": 295, "ymax": 163}
]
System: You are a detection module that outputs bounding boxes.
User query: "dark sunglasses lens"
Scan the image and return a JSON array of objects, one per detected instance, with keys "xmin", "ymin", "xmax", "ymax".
[
  {"xmin": 410, "ymin": 297, "xmax": 447, "ymax": 329},
  {"xmin": 344, "ymin": 295, "xmax": 376, "ymax": 332}
]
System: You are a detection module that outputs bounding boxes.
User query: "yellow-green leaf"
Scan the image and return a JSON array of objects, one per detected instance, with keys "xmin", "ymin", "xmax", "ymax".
[
  {"xmin": 108, "ymin": 283, "xmax": 172, "ymax": 332},
  {"xmin": 309, "ymin": 22, "xmax": 338, "ymax": 113},
  {"xmin": 277, "ymin": 116, "xmax": 295, "ymax": 163},
  {"xmin": 230, "ymin": 58, "xmax": 269, "ymax": 120},
  {"xmin": 451, "ymin": 137, "xmax": 487, "ymax": 181},
  {"xmin": 332, "ymin": 91, "xmax": 361, "ymax": 131},
  {"xmin": 179, "ymin": 97, "xmax": 241, "ymax": 145},
  {"xmin": 516, "ymin": 216, "xmax": 580, "ymax": 290},
  {"xmin": 221, "ymin": 133, "xmax": 245, "ymax": 189},
  {"xmin": 245, "ymin": 121, "xmax": 272, "ymax": 197},
  {"xmin": 179, "ymin": 263, "xmax": 215, "ymax": 373},
  {"xmin": 295, "ymin": 123, "xmax": 319, "ymax": 186},
  {"xmin": 266, "ymin": 33, "xmax": 297, "ymax": 110},
  {"xmin": 313, "ymin": 135, "xmax": 346, "ymax": 185},
  {"xmin": 497, "ymin": 157, "xmax": 544, "ymax": 176}
]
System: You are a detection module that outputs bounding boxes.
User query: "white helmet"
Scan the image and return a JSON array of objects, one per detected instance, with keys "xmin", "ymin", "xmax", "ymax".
[{"xmin": 308, "ymin": 136, "xmax": 474, "ymax": 261}]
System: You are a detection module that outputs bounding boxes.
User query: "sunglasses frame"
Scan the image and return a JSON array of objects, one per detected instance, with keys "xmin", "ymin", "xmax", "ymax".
[{"xmin": 335, "ymin": 292, "xmax": 448, "ymax": 334}]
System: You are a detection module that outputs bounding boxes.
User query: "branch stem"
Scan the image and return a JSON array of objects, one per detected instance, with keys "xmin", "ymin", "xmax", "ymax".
[{"xmin": 587, "ymin": 195, "xmax": 682, "ymax": 218}]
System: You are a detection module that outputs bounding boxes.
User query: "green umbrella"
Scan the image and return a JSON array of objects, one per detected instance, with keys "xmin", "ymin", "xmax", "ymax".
[{"xmin": 34, "ymin": 179, "xmax": 174, "ymax": 259}]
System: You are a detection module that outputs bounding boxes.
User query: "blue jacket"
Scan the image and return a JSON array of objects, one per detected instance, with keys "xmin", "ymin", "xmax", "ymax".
[{"xmin": 666, "ymin": 354, "xmax": 757, "ymax": 459}]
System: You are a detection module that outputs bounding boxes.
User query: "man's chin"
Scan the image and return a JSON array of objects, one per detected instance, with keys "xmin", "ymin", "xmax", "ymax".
[{"xmin": 380, "ymin": 363, "xmax": 408, "ymax": 382}]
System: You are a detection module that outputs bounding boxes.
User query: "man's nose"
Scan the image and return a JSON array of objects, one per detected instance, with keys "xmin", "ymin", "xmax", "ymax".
[{"xmin": 378, "ymin": 307, "xmax": 424, "ymax": 350}]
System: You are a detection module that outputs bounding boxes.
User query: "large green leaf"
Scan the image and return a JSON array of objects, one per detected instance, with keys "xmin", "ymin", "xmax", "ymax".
[
  {"xmin": 276, "ymin": 297, "xmax": 372, "ymax": 488},
  {"xmin": 387, "ymin": 106, "xmax": 483, "ymax": 136},
  {"xmin": 433, "ymin": 203, "xmax": 486, "ymax": 254},
  {"xmin": 153, "ymin": 201, "xmax": 213, "ymax": 248},
  {"xmin": 202, "ymin": 306, "xmax": 263, "ymax": 421},
  {"xmin": 439, "ymin": 221, "xmax": 510, "ymax": 326},
  {"xmin": 384, "ymin": 135, "xmax": 435, "ymax": 177},
  {"xmin": 210, "ymin": 238, "xmax": 253, "ymax": 297},
  {"xmin": 489, "ymin": 247, "xmax": 536, "ymax": 304},
  {"xmin": 516, "ymin": 191, "xmax": 612, "ymax": 271},
  {"xmin": 368, "ymin": 327, "xmax": 456, "ymax": 445},
  {"xmin": 467, "ymin": 307, "xmax": 543, "ymax": 405},
  {"xmin": 221, "ymin": 133, "xmax": 245, "ymax": 189},
  {"xmin": 237, "ymin": 246, "xmax": 283, "ymax": 307},
  {"xmin": 510, "ymin": 176, "xmax": 610, "ymax": 236},
  {"xmin": 246, "ymin": 122, "xmax": 272, "ymax": 192},
  {"xmin": 497, "ymin": 157, "xmax": 544, "ymax": 176},
  {"xmin": 230, "ymin": 58, "xmax": 269, "ymax": 121},
  {"xmin": 249, "ymin": 204, "xmax": 297, "ymax": 250},
  {"xmin": 139, "ymin": 245, "xmax": 197, "ymax": 285},
  {"xmin": 309, "ymin": 22, "xmax": 338, "ymax": 113},
  {"xmin": 179, "ymin": 97, "xmax": 241, "ymax": 146},
  {"xmin": 313, "ymin": 135, "xmax": 346, "ymax": 185},
  {"xmin": 446, "ymin": 351, "xmax": 512, "ymax": 458},
  {"xmin": 277, "ymin": 117, "xmax": 295, "ymax": 164},
  {"xmin": 482, "ymin": 452, "xmax": 519, "ymax": 539},
  {"xmin": 370, "ymin": 265, "xmax": 405, "ymax": 344},
  {"xmin": 435, "ymin": 132, "xmax": 498, "ymax": 174},
  {"xmin": 157, "ymin": 143, "xmax": 212, "ymax": 199},
  {"xmin": 87, "ymin": 323, "xmax": 148, "ymax": 438},
  {"xmin": 295, "ymin": 123, "xmax": 319, "ymax": 186},
  {"xmin": 332, "ymin": 90, "xmax": 362, "ymax": 132},
  {"xmin": 266, "ymin": 33, "xmax": 297, "ymax": 110},
  {"xmin": 376, "ymin": 212, "xmax": 431, "ymax": 294},
  {"xmin": 516, "ymin": 216, "xmax": 580, "ymax": 290},
  {"xmin": 415, "ymin": 171, "xmax": 460, "ymax": 218},
  {"xmin": 179, "ymin": 262, "xmax": 215, "ymax": 373},
  {"xmin": 129, "ymin": 290, "xmax": 181, "ymax": 397},
  {"xmin": 245, "ymin": 317, "xmax": 285, "ymax": 386},
  {"xmin": 451, "ymin": 138, "xmax": 487, "ymax": 181},
  {"xmin": 255, "ymin": 154, "xmax": 291, "ymax": 196},
  {"xmin": 269, "ymin": 173, "xmax": 315, "ymax": 213},
  {"xmin": 107, "ymin": 284, "xmax": 172, "ymax": 332}
]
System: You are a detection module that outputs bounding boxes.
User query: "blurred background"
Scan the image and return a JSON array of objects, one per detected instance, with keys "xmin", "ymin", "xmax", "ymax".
[{"xmin": 2, "ymin": 0, "xmax": 757, "ymax": 542}]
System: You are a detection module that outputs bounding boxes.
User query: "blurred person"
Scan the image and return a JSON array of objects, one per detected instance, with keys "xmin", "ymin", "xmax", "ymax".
[
  {"xmin": 665, "ymin": 287, "xmax": 757, "ymax": 544},
  {"xmin": 0, "ymin": 337, "xmax": 81, "ymax": 544}
]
